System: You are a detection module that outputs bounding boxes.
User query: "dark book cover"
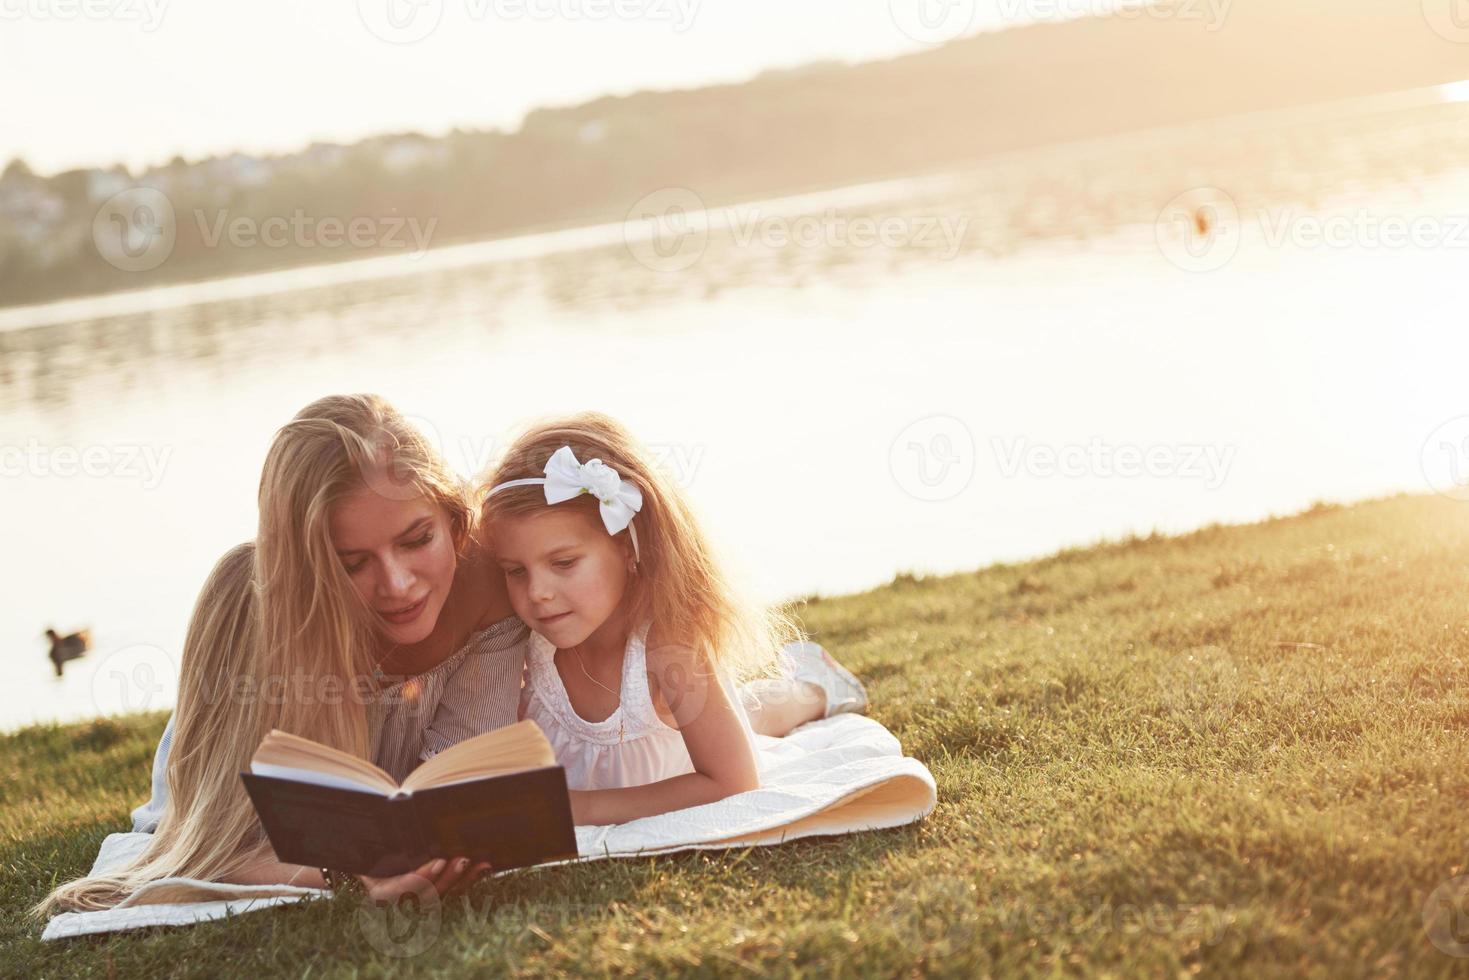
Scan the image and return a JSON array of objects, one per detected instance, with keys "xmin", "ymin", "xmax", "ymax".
[{"xmin": 241, "ymin": 765, "xmax": 578, "ymax": 878}]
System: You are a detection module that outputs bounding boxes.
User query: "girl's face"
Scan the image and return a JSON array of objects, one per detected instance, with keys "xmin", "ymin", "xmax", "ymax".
[
  {"xmin": 491, "ymin": 506, "xmax": 633, "ymax": 650},
  {"xmin": 329, "ymin": 489, "xmax": 457, "ymax": 645}
]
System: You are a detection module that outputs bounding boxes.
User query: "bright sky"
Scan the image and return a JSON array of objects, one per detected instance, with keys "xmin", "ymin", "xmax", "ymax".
[{"xmin": 0, "ymin": 0, "xmax": 1093, "ymax": 175}]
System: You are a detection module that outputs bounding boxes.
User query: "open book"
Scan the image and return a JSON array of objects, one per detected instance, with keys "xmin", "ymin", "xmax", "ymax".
[{"xmin": 241, "ymin": 720, "xmax": 576, "ymax": 878}]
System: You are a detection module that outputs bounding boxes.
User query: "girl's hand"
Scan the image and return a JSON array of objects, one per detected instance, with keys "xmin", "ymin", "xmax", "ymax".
[{"xmin": 357, "ymin": 857, "xmax": 492, "ymax": 903}]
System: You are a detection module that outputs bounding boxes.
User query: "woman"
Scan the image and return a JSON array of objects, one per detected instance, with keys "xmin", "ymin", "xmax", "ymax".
[
  {"xmin": 38, "ymin": 394, "xmax": 845, "ymax": 916},
  {"xmin": 40, "ymin": 394, "xmax": 523, "ymax": 912}
]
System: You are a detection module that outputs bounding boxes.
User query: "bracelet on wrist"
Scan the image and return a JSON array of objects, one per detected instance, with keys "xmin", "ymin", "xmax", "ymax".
[{"xmin": 320, "ymin": 867, "xmax": 356, "ymax": 894}]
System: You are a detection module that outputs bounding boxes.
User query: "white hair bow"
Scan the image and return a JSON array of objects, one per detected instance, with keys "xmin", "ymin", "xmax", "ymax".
[{"xmin": 488, "ymin": 445, "xmax": 643, "ymax": 560}]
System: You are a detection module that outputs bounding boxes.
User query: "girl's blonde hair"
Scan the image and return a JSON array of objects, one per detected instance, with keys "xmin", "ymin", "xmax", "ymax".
[
  {"xmin": 37, "ymin": 394, "xmax": 471, "ymax": 915},
  {"xmin": 479, "ymin": 411, "xmax": 796, "ymax": 678}
]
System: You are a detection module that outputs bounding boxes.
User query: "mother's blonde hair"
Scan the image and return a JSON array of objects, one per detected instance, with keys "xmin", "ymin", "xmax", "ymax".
[
  {"xmin": 479, "ymin": 411, "xmax": 796, "ymax": 679},
  {"xmin": 38, "ymin": 394, "xmax": 471, "ymax": 914}
]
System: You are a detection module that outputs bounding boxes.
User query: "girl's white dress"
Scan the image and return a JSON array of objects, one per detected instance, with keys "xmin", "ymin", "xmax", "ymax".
[{"xmin": 520, "ymin": 620, "xmax": 762, "ymax": 791}]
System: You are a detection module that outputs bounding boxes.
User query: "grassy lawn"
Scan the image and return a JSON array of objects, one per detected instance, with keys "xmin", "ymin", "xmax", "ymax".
[{"xmin": 3, "ymin": 493, "xmax": 1467, "ymax": 977}]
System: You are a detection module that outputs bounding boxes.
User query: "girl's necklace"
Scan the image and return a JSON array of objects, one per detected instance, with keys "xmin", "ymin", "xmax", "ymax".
[{"xmin": 572, "ymin": 644, "xmax": 624, "ymax": 743}]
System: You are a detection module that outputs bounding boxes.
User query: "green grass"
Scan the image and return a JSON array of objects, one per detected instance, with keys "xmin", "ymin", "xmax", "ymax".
[{"xmin": 4, "ymin": 494, "xmax": 1468, "ymax": 977}]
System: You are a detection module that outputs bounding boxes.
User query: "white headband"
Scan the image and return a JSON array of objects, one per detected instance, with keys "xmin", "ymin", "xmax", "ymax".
[{"xmin": 487, "ymin": 445, "xmax": 643, "ymax": 562}]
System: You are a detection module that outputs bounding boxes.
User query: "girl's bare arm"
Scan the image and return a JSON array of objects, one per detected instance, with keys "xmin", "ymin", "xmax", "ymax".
[{"xmin": 569, "ymin": 632, "xmax": 759, "ymax": 826}]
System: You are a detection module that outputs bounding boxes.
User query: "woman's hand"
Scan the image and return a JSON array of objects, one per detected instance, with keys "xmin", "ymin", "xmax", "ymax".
[{"xmin": 357, "ymin": 857, "xmax": 492, "ymax": 903}]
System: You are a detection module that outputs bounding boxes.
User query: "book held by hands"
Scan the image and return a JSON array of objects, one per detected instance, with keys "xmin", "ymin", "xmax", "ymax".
[{"xmin": 241, "ymin": 719, "xmax": 577, "ymax": 878}]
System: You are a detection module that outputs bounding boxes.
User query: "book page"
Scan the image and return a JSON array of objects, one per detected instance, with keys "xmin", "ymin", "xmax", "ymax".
[
  {"xmin": 251, "ymin": 730, "xmax": 398, "ymax": 794},
  {"xmin": 403, "ymin": 719, "xmax": 558, "ymax": 792},
  {"xmin": 249, "ymin": 763, "xmax": 391, "ymax": 795}
]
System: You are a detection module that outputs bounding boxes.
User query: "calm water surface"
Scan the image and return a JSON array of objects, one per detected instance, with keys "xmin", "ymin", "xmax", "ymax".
[{"xmin": 4, "ymin": 96, "xmax": 1468, "ymax": 730}]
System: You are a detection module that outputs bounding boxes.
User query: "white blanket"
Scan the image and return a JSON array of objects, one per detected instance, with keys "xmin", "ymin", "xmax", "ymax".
[{"xmin": 42, "ymin": 714, "xmax": 935, "ymax": 940}]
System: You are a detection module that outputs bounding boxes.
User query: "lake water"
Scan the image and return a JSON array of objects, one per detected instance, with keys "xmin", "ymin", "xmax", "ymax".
[{"xmin": 5, "ymin": 90, "xmax": 1469, "ymax": 731}]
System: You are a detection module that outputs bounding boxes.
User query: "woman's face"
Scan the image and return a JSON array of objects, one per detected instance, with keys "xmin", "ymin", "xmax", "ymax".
[{"xmin": 329, "ymin": 489, "xmax": 457, "ymax": 645}]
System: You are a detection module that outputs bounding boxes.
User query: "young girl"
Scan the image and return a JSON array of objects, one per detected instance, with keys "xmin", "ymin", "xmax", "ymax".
[{"xmin": 480, "ymin": 412, "xmax": 869, "ymax": 826}]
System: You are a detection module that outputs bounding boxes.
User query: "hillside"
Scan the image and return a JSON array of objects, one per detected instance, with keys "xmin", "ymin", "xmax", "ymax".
[
  {"xmin": 4, "ymin": 494, "xmax": 1467, "ymax": 975},
  {"xmin": 4, "ymin": 0, "xmax": 1468, "ymax": 308}
]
